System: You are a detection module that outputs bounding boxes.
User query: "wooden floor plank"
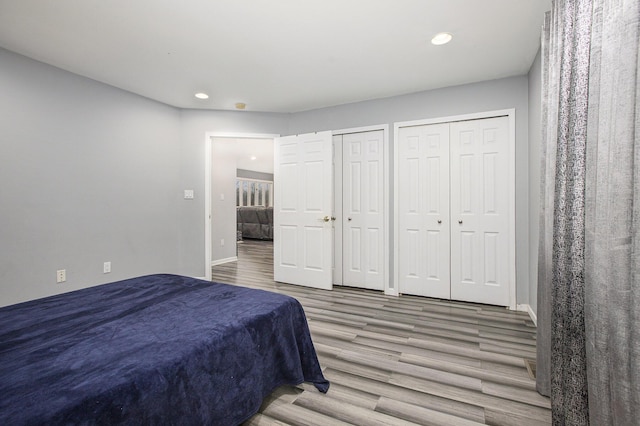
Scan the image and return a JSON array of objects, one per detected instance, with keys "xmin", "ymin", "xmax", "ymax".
[
  {"xmin": 324, "ymin": 369, "xmax": 486, "ymax": 423},
  {"xmin": 294, "ymin": 391, "xmax": 420, "ymax": 426},
  {"xmin": 215, "ymin": 239, "xmax": 550, "ymax": 426},
  {"xmin": 375, "ymin": 397, "xmax": 486, "ymax": 426}
]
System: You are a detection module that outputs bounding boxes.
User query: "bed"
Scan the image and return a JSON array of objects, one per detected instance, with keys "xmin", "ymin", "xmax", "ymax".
[{"xmin": 0, "ymin": 274, "xmax": 329, "ymax": 425}]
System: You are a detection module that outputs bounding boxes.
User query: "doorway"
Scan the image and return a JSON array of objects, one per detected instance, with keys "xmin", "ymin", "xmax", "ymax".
[
  {"xmin": 204, "ymin": 126, "xmax": 390, "ymax": 295},
  {"xmin": 204, "ymin": 132, "xmax": 279, "ymax": 281}
]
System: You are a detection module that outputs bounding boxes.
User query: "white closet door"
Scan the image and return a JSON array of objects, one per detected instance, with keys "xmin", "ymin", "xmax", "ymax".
[
  {"xmin": 450, "ymin": 117, "xmax": 510, "ymax": 305},
  {"xmin": 274, "ymin": 131, "xmax": 333, "ymax": 290},
  {"xmin": 397, "ymin": 124, "xmax": 450, "ymax": 298},
  {"xmin": 342, "ymin": 130, "xmax": 384, "ymax": 290},
  {"xmin": 332, "ymin": 135, "xmax": 343, "ymax": 285}
]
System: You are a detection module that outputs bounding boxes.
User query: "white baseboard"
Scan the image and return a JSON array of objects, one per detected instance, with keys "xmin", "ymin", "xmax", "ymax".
[
  {"xmin": 211, "ymin": 256, "xmax": 238, "ymax": 267},
  {"xmin": 517, "ymin": 303, "xmax": 537, "ymax": 326},
  {"xmin": 385, "ymin": 288, "xmax": 399, "ymax": 297},
  {"xmin": 527, "ymin": 305, "xmax": 537, "ymax": 326}
]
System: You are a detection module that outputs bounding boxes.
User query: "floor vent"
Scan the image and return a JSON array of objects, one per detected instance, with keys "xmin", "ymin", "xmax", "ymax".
[{"xmin": 524, "ymin": 359, "xmax": 537, "ymax": 380}]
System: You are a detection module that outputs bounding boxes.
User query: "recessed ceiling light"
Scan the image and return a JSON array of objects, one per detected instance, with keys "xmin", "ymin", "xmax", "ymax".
[
  {"xmin": 431, "ymin": 32, "xmax": 453, "ymax": 45},
  {"xmin": 195, "ymin": 93, "xmax": 209, "ymax": 99},
  {"xmin": 250, "ymin": 156, "xmax": 257, "ymax": 160},
  {"xmin": 235, "ymin": 102, "xmax": 246, "ymax": 110}
]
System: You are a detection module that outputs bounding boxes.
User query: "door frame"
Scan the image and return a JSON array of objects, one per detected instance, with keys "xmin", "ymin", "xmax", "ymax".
[
  {"xmin": 393, "ymin": 109, "xmax": 516, "ymax": 309},
  {"xmin": 204, "ymin": 132, "xmax": 280, "ymax": 282},
  {"xmin": 332, "ymin": 124, "xmax": 390, "ymax": 295}
]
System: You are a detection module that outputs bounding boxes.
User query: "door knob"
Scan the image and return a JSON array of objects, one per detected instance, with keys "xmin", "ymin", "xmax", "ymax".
[
  {"xmin": 347, "ymin": 217, "xmax": 352, "ymax": 221},
  {"xmin": 331, "ymin": 216, "xmax": 336, "ymax": 221},
  {"xmin": 322, "ymin": 216, "xmax": 330, "ymax": 222},
  {"xmin": 437, "ymin": 220, "xmax": 442, "ymax": 224},
  {"xmin": 458, "ymin": 220, "xmax": 463, "ymax": 224}
]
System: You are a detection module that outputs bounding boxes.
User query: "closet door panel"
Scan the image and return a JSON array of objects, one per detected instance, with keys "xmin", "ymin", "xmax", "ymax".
[
  {"xmin": 342, "ymin": 130, "xmax": 384, "ymax": 290},
  {"xmin": 332, "ymin": 135, "xmax": 343, "ymax": 285},
  {"xmin": 398, "ymin": 124, "xmax": 450, "ymax": 298},
  {"xmin": 450, "ymin": 117, "xmax": 510, "ymax": 306}
]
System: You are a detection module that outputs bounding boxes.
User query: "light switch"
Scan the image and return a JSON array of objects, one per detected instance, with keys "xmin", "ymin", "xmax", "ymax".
[
  {"xmin": 220, "ymin": 193, "xmax": 225, "ymax": 201},
  {"xmin": 184, "ymin": 190, "xmax": 194, "ymax": 199}
]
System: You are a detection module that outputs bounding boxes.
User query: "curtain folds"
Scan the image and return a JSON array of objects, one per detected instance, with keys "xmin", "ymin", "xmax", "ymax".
[
  {"xmin": 537, "ymin": 0, "xmax": 640, "ymax": 424},
  {"xmin": 536, "ymin": 8, "xmax": 556, "ymax": 402},
  {"xmin": 583, "ymin": 1, "xmax": 640, "ymax": 424}
]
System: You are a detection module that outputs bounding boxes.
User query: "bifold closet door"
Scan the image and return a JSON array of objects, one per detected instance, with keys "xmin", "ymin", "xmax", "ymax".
[
  {"xmin": 340, "ymin": 130, "xmax": 385, "ymax": 291},
  {"xmin": 397, "ymin": 123, "xmax": 451, "ymax": 299},
  {"xmin": 449, "ymin": 117, "xmax": 510, "ymax": 306},
  {"xmin": 397, "ymin": 116, "xmax": 510, "ymax": 306}
]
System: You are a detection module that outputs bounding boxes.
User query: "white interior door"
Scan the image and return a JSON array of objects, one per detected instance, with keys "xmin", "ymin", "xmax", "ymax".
[
  {"xmin": 397, "ymin": 115, "xmax": 511, "ymax": 306},
  {"xmin": 450, "ymin": 117, "xmax": 510, "ymax": 305},
  {"xmin": 332, "ymin": 135, "xmax": 343, "ymax": 285},
  {"xmin": 274, "ymin": 131, "xmax": 333, "ymax": 290},
  {"xmin": 341, "ymin": 130, "xmax": 384, "ymax": 290},
  {"xmin": 397, "ymin": 123, "xmax": 450, "ymax": 299}
]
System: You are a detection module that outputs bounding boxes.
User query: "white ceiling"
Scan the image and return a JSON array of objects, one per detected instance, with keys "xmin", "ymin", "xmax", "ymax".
[
  {"xmin": 236, "ymin": 139, "xmax": 274, "ymax": 174},
  {"xmin": 0, "ymin": 0, "xmax": 551, "ymax": 113}
]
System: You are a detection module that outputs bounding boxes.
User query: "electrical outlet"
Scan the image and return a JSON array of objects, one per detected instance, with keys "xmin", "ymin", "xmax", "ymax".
[
  {"xmin": 103, "ymin": 261, "xmax": 111, "ymax": 274},
  {"xmin": 184, "ymin": 189, "xmax": 194, "ymax": 199},
  {"xmin": 56, "ymin": 269, "xmax": 66, "ymax": 283},
  {"xmin": 220, "ymin": 239, "xmax": 225, "ymax": 246}
]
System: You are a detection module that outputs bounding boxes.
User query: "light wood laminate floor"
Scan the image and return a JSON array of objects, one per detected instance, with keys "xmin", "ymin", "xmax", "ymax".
[{"xmin": 211, "ymin": 239, "xmax": 550, "ymax": 426}]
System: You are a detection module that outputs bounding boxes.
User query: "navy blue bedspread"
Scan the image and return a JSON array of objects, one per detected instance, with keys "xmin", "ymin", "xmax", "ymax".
[{"xmin": 0, "ymin": 274, "xmax": 329, "ymax": 425}]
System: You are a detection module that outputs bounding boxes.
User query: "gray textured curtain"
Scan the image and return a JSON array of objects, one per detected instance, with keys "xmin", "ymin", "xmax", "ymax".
[
  {"xmin": 584, "ymin": 0, "xmax": 640, "ymax": 423},
  {"xmin": 537, "ymin": 0, "xmax": 640, "ymax": 425}
]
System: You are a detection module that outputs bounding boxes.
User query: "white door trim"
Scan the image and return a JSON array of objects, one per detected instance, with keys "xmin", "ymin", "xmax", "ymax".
[
  {"xmin": 332, "ymin": 124, "xmax": 390, "ymax": 296},
  {"xmin": 204, "ymin": 132, "xmax": 280, "ymax": 282},
  {"xmin": 393, "ymin": 109, "xmax": 516, "ymax": 309}
]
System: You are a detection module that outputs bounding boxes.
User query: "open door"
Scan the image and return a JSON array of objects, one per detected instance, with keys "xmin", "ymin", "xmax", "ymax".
[{"xmin": 274, "ymin": 131, "xmax": 333, "ymax": 290}]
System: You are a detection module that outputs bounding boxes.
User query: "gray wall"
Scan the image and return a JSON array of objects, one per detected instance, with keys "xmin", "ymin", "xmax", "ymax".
[
  {"xmin": 528, "ymin": 48, "xmax": 543, "ymax": 316},
  {"xmin": 289, "ymin": 76, "xmax": 532, "ymax": 305},
  {"xmin": 237, "ymin": 169, "xmax": 274, "ymax": 182},
  {"xmin": 211, "ymin": 139, "xmax": 238, "ymax": 262},
  {"xmin": 1, "ymin": 46, "xmax": 542, "ymax": 310},
  {"xmin": 0, "ymin": 48, "xmax": 182, "ymax": 306},
  {"xmin": 177, "ymin": 110, "xmax": 288, "ymax": 276}
]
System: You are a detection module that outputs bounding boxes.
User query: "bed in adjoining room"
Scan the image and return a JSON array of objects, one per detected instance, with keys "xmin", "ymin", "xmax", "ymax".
[{"xmin": 0, "ymin": 274, "xmax": 329, "ymax": 425}]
